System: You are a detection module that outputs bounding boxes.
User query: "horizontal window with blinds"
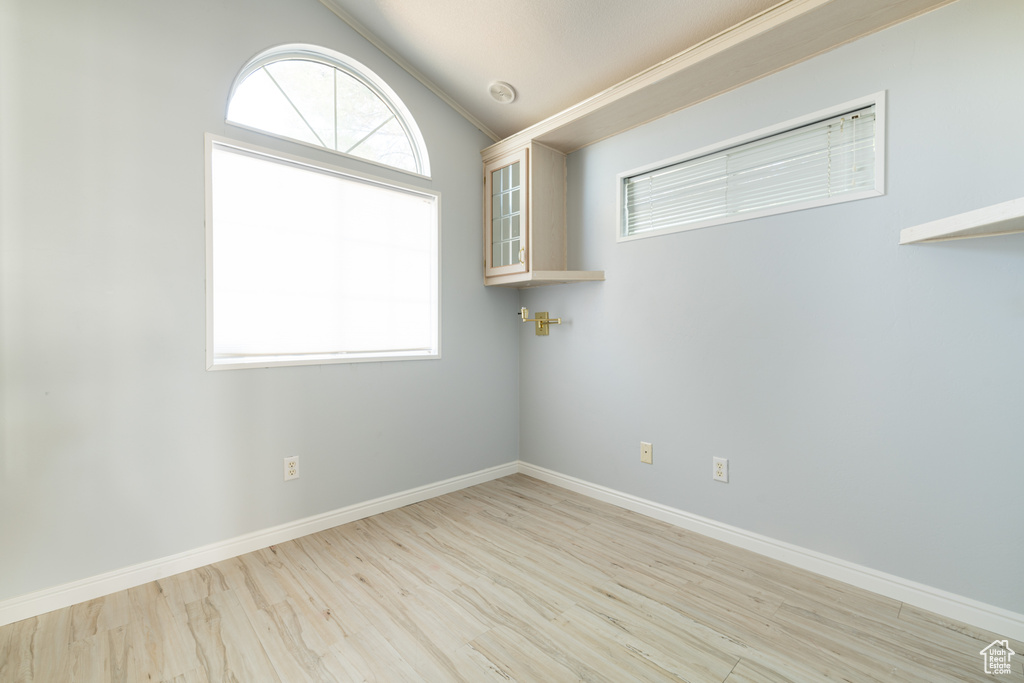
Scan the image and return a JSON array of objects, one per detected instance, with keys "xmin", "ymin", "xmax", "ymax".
[{"xmin": 620, "ymin": 94, "xmax": 885, "ymax": 240}]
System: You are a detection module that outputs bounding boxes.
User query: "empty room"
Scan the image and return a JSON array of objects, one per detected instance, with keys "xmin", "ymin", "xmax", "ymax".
[{"xmin": 1, "ymin": 0, "xmax": 1022, "ymax": 680}]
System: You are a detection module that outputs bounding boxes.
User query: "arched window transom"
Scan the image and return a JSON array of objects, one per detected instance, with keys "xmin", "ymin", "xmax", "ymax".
[{"xmin": 227, "ymin": 45, "xmax": 429, "ymax": 176}]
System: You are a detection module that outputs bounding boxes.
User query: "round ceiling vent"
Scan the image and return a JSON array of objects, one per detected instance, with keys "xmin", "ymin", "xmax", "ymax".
[{"xmin": 488, "ymin": 81, "xmax": 517, "ymax": 104}]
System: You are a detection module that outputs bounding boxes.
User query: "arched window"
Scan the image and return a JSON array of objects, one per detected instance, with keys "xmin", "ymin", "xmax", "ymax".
[
  {"xmin": 227, "ymin": 45, "xmax": 430, "ymax": 176},
  {"xmin": 207, "ymin": 45, "xmax": 439, "ymax": 370}
]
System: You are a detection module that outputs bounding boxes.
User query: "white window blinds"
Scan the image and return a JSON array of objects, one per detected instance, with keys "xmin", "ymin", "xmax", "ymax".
[
  {"xmin": 207, "ymin": 139, "xmax": 439, "ymax": 369},
  {"xmin": 622, "ymin": 103, "xmax": 879, "ymax": 238}
]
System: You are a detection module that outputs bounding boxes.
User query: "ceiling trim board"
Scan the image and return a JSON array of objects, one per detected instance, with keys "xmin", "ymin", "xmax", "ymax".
[
  {"xmin": 318, "ymin": 0, "xmax": 501, "ymax": 142},
  {"xmin": 483, "ymin": 0, "xmax": 956, "ymax": 158}
]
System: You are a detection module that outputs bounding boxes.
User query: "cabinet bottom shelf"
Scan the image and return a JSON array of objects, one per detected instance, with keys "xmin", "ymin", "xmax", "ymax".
[{"xmin": 485, "ymin": 270, "xmax": 605, "ymax": 288}]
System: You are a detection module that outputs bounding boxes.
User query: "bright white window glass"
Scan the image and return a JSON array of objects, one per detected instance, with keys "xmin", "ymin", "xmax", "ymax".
[
  {"xmin": 207, "ymin": 139, "xmax": 439, "ymax": 369},
  {"xmin": 226, "ymin": 46, "xmax": 429, "ymax": 176},
  {"xmin": 621, "ymin": 94, "xmax": 884, "ymax": 240}
]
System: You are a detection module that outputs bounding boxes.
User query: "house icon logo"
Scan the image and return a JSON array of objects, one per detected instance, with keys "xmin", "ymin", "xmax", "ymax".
[{"xmin": 980, "ymin": 640, "xmax": 1015, "ymax": 675}]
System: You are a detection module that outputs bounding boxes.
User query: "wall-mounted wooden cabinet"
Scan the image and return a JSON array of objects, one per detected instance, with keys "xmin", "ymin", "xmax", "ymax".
[{"xmin": 482, "ymin": 141, "xmax": 603, "ymax": 288}]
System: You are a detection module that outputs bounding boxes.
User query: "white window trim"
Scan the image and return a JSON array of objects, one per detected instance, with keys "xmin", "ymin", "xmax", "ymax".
[
  {"xmin": 617, "ymin": 91, "xmax": 886, "ymax": 242},
  {"xmin": 204, "ymin": 133, "xmax": 441, "ymax": 371},
  {"xmin": 225, "ymin": 120, "xmax": 432, "ymax": 182},
  {"xmin": 225, "ymin": 44, "xmax": 431, "ymax": 179}
]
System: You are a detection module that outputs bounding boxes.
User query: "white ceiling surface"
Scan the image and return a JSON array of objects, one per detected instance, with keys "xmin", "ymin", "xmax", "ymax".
[{"xmin": 320, "ymin": 0, "xmax": 782, "ymax": 141}]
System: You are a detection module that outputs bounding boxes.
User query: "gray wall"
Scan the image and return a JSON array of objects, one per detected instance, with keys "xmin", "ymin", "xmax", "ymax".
[
  {"xmin": 0, "ymin": 0, "xmax": 518, "ymax": 603},
  {"xmin": 521, "ymin": 0, "xmax": 1024, "ymax": 613},
  {"xmin": 2, "ymin": 0, "xmax": 1021, "ymax": 618}
]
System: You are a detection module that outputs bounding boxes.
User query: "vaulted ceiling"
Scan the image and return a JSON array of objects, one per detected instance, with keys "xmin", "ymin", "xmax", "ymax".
[
  {"xmin": 318, "ymin": 0, "xmax": 956, "ymax": 145},
  {"xmin": 318, "ymin": 0, "xmax": 781, "ymax": 140}
]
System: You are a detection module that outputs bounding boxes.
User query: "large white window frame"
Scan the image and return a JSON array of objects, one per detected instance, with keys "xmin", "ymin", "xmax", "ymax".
[
  {"xmin": 205, "ymin": 134, "xmax": 440, "ymax": 370},
  {"xmin": 618, "ymin": 92, "xmax": 886, "ymax": 242}
]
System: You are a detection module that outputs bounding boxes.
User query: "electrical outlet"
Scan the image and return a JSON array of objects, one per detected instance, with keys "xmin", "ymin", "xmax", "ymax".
[
  {"xmin": 284, "ymin": 456, "xmax": 299, "ymax": 481},
  {"xmin": 640, "ymin": 442, "xmax": 653, "ymax": 464},
  {"xmin": 713, "ymin": 457, "xmax": 728, "ymax": 483}
]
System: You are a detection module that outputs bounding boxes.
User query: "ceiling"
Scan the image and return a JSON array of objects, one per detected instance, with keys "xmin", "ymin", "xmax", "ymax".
[{"xmin": 318, "ymin": 0, "xmax": 782, "ymax": 141}]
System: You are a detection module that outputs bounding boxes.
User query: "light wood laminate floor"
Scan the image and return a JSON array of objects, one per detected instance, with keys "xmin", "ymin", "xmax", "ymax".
[{"xmin": 1, "ymin": 474, "xmax": 1020, "ymax": 682}]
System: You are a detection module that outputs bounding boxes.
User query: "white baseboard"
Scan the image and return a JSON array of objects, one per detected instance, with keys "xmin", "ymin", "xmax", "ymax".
[
  {"xmin": 5, "ymin": 459, "xmax": 1021, "ymax": 642},
  {"xmin": 0, "ymin": 461, "xmax": 518, "ymax": 628},
  {"xmin": 518, "ymin": 461, "xmax": 1024, "ymax": 642}
]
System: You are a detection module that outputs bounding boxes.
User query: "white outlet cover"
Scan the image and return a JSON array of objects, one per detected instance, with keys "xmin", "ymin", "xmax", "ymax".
[
  {"xmin": 284, "ymin": 456, "xmax": 300, "ymax": 481},
  {"xmin": 640, "ymin": 442, "xmax": 653, "ymax": 464},
  {"xmin": 713, "ymin": 457, "xmax": 729, "ymax": 482}
]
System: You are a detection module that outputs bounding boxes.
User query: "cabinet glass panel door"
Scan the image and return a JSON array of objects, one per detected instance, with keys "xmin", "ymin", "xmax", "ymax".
[
  {"xmin": 484, "ymin": 148, "xmax": 528, "ymax": 278},
  {"xmin": 491, "ymin": 161, "xmax": 522, "ymax": 267}
]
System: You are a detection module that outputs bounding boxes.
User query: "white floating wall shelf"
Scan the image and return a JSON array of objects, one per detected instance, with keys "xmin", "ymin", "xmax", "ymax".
[{"xmin": 899, "ymin": 197, "xmax": 1024, "ymax": 245}]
